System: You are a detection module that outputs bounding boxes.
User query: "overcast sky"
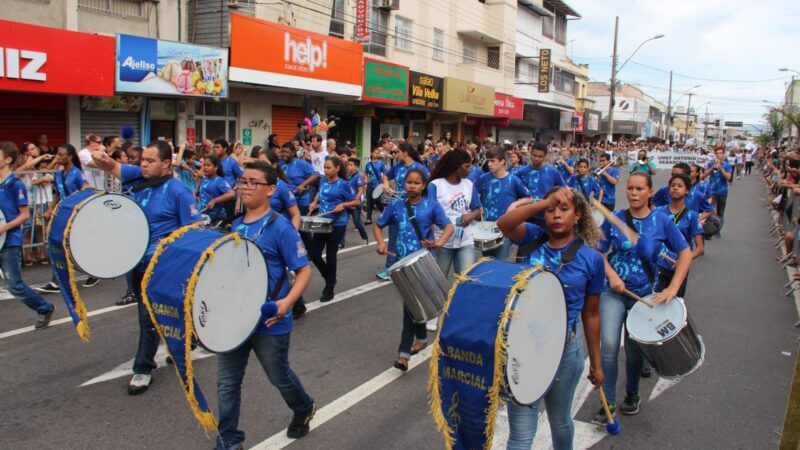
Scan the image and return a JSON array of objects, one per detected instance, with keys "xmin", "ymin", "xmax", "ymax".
[{"xmin": 567, "ymin": 0, "xmax": 800, "ymax": 127}]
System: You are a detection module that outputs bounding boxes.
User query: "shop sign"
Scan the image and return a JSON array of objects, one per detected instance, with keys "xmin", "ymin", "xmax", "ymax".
[
  {"xmin": 362, "ymin": 58, "xmax": 409, "ymax": 105},
  {"xmin": 409, "ymin": 71, "xmax": 442, "ymax": 110},
  {"xmin": 355, "ymin": 0, "xmax": 370, "ymax": 42},
  {"xmin": 116, "ymin": 34, "xmax": 228, "ymax": 98},
  {"xmin": 230, "ymin": 13, "xmax": 363, "ymax": 96},
  {"xmin": 442, "ymin": 78, "xmax": 494, "ymax": 116},
  {"xmin": 0, "ymin": 19, "xmax": 115, "ymax": 96},
  {"xmin": 186, "ymin": 128, "xmax": 196, "ymax": 147},
  {"xmin": 242, "ymin": 128, "xmax": 252, "ymax": 145},
  {"xmin": 493, "ymin": 93, "xmax": 523, "ymax": 119},
  {"xmin": 538, "ymin": 49, "xmax": 551, "ymax": 93},
  {"xmin": 352, "ymin": 105, "xmax": 376, "ymax": 118},
  {"xmin": 559, "ymin": 111, "xmax": 583, "ymax": 132}
]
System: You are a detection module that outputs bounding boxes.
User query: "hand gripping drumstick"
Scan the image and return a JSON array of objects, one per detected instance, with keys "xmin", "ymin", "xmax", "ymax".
[
  {"xmin": 623, "ymin": 289, "xmax": 655, "ymax": 309},
  {"xmin": 659, "ymin": 252, "xmax": 677, "ymax": 266},
  {"xmin": 590, "ymin": 199, "xmax": 638, "ymax": 244},
  {"xmin": 596, "ymin": 389, "xmax": 621, "ymax": 435}
]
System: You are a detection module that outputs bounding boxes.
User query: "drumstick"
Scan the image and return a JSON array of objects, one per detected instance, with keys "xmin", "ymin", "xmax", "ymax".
[
  {"xmin": 597, "ymin": 389, "xmax": 621, "ymax": 435},
  {"xmin": 386, "ymin": 251, "xmax": 397, "ymax": 257},
  {"xmin": 590, "ymin": 199, "xmax": 638, "ymax": 244},
  {"xmin": 623, "ymin": 289, "xmax": 654, "ymax": 308},
  {"xmin": 659, "ymin": 252, "xmax": 677, "ymax": 265},
  {"xmin": 315, "ymin": 210, "xmax": 338, "ymax": 218}
]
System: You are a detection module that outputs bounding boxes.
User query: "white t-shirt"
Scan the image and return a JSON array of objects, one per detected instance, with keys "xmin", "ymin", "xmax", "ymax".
[
  {"xmin": 309, "ymin": 149, "xmax": 328, "ymax": 175},
  {"xmin": 78, "ymin": 148, "xmax": 106, "ymax": 189},
  {"xmin": 697, "ymin": 152, "xmax": 708, "ymax": 166},
  {"xmin": 430, "ymin": 178, "xmax": 479, "ymax": 249},
  {"xmin": 745, "ymin": 151, "xmax": 754, "ymax": 162},
  {"xmin": 726, "ymin": 156, "xmax": 736, "ymax": 166}
]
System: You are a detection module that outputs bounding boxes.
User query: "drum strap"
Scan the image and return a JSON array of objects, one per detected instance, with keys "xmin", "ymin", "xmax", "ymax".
[
  {"xmin": 516, "ymin": 236, "xmax": 584, "ymax": 265},
  {"xmin": 404, "ymin": 201, "xmax": 425, "ymax": 243},
  {"xmin": 624, "ymin": 209, "xmax": 655, "ymax": 282},
  {"xmin": 130, "ymin": 175, "xmax": 173, "ymax": 193},
  {"xmin": 256, "ymin": 211, "xmax": 289, "ymax": 301}
]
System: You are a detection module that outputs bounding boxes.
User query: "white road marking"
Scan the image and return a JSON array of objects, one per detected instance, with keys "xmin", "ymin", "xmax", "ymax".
[
  {"xmin": 0, "ymin": 275, "xmax": 89, "ymax": 301},
  {"xmin": 0, "ymin": 303, "xmax": 136, "ymax": 341},
  {"xmin": 648, "ymin": 377, "xmax": 680, "ymax": 402},
  {"xmin": 251, "ymin": 346, "xmax": 433, "ymax": 450}
]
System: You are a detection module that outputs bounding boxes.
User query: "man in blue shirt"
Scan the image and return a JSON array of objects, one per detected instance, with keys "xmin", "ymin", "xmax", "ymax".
[
  {"xmin": 214, "ymin": 139, "xmax": 244, "ymax": 224},
  {"xmin": 0, "ymin": 142, "xmax": 55, "ymax": 328},
  {"xmin": 703, "ymin": 146, "xmax": 733, "ymax": 221},
  {"xmin": 514, "ymin": 143, "xmax": 565, "ymax": 201},
  {"xmin": 596, "ymin": 153, "xmax": 619, "ymax": 211},
  {"xmin": 218, "ymin": 161, "xmax": 315, "ymax": 448},
  {"xmin": 90, "ymin": 140, "xmax": 202, "ymax": 395}
]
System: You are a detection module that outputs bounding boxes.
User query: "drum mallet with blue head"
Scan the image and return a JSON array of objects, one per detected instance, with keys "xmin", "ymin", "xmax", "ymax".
[
  {"xmin": 596, "ymin": 388, "xmax": 621, "ymax": 435},
  {"xmin": 260, "ymin": 301, "xmax": 279, "ymax": 319}
]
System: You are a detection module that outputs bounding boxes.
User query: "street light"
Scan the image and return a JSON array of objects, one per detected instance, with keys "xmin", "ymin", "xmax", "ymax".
[
  {"xmin": 606, "ymin": 16, "xmax": 664, "ymax": 143},
  {"xmin": 779, "ymin": 68, "xmax": 800, "ymax": 76}
]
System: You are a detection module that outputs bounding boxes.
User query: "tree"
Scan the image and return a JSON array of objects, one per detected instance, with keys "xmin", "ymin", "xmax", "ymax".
[
  {"xmin": 754, "ymin": 133, "xmax": 772, "ymax": 147},
  {"xmin": 765, "ymin": 110, "xmax": 786, "ymax": 143}
]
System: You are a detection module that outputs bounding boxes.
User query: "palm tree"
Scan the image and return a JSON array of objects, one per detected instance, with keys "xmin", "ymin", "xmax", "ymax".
[{"xmin": 765, "ymin": 111, "xmax": 786, "ymax": 143}]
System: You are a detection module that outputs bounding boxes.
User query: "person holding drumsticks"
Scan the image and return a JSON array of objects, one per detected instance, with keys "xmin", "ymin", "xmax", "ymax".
[
  {"xmin": 593, "ymin": 172, "xmax": 692, "ymax": 422},
  {"xmin": 372, "ymin": 168, "xmax": 453, "ymax": 372},
  {"xmin": 308, "ymin": 156, "xmax": 359, "ymax": 302},
  {"xmin": 280, "ymin": 142, "xmax": 320, "ymax": 251},
  {"xmin": 566, "ymin": 158, "xmax": 603, "ymax": 203},
  {"xmin": 363, "ymin": 147, "xmax": 388, "ymax": 225},
  {"xmin": 196, "ymin": 155, "xmax": 234, "ymax": 227},
  {"xmin": 596, "ymin": 152, "xmax": 619, "ymax": 211},
  {"xmin": 497, "ymin": 186, "xmax": 604, "ymax": 450},
  {"xmin": 218, "ymin": 161, "xmax": 316, "ymax": 448}
]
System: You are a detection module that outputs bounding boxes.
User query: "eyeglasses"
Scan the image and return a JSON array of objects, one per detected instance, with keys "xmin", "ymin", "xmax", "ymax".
[{"xmin": 236, "ymin": 178, "xmax": 270, "ymax": 189}]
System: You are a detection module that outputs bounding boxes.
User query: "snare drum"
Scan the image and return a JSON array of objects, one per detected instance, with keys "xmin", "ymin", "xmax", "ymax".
[
  {"xmin": 371, "ymin": 185, "xmax": 399, "ymax": 205},
  {"xmin": 626, "ymin": 296, "xmax": 705, "ymax": 379},
  {"xmin": 473, "ymin": 221, "xmax": 504, "ymax": 251},
  {"xmin": 300, "ymin": 216, "xmax": 333, "ymax": 234},
  {"xmin": 49, "ymin": 189, "xmax": 149, "ymax": 279},
  {"xmin": 387, "ymin": 249, "xmax": 449, "ymax": 323},
  {"xmin": 144, "ymin": 227, "xmax": 268, "ymax": 353}
]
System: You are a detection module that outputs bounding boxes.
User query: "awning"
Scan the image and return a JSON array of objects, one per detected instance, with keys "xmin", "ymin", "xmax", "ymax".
[
  {"xmin": 518, "ymin": 0, "xmax": 554, "ymax": 17},
  {"xmin": 524, "ymin": 99, "xmax": 575, "ymax": 113},
  {"xmin": 457, "ymin": 29, "xmax": 504, "ymax": 45},
  {"xmin": 544, "ymin": 0, "xmax": 581, "ymax": 18}
]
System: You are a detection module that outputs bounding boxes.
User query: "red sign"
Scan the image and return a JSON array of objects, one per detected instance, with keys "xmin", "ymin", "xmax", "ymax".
[
  {"xmin": 0, "ymin": 19, "xmax": 115, "ymax": 96},
  {"xmin": 186, "ymin": 128, "xmax": 196, "ymax": 148},
  {"xmin": 355, "ymin": 0, "xmax": 370, "ymax": 41},
  {"xmin": 493, "ymin": 93, "xmax": 523, "ymax": 120}
]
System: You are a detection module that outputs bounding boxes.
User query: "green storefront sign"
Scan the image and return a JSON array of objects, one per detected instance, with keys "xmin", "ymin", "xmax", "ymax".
[{"xmin": 362, "ymin": 58, "xmax": 409, "ymax": 105}]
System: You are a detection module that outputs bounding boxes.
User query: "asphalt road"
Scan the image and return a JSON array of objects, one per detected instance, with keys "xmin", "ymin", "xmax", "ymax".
[{"xmin": 0, "ymin": 169, "xmax": 797, "ymax": 450}]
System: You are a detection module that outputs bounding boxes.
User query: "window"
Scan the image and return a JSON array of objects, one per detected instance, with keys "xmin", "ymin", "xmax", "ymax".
[
  {"xmin": 542, "ymin": 4, "xmax": 555, "ymax": 38},
  {"xmin": 553, "ymin": 69, "xmax": 575, "ymax": 94},
  {"xmin": 329, "ymin": 0, "xmax": 345, "ymax": 39},
  {"xmin": 554, "ymin": 13, "xmax": 567, "ymax": 45},
  {"xmin": 195, "ymin": 101, "xmax": 239, "ymax": 144},
  {"xmin": 365, "ymin": 1, "xmax": 389, "ymax": 56},
  {"xmin": 433, "ymin": 28, "xmax": 445, "ymax": 61},
  {"xmin": 516, "ymin": 60, "xmax": 537, "ymax": 84},
  {"xmin": 487, "ymin": 46, "xmax": 500, "ymax": 69},
  {"xmin": 394, "ymin": 16, "xmax": 412, "ymax": 52},
  {"xmin": 462, "ymin": 39, "xmax": 477, "ymax": 63},
  {"xmin": 78, "ymin": 0, "xmax": 144, "ymax": 17}
]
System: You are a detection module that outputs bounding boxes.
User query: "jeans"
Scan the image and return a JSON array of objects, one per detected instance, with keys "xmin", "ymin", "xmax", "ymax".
[
  {"xmin": 398, "ymin": 305, "xmax": 427, "ymax": 359},
  {"xmin": 483, "ymin": 237, "xmax": 513, "ymax": 261},
  {"xmin": 215, "ymin": 332, "xmax": 314, "ymax": 450},
  {"xmin": 365, "ymin": 185, "xmax": 384, "ymax": 221},
  {"xmin": 309, "ymin": 226, "xmax": 347, "ymax": 288},
  {"xmin": 1, "ymin": 246, "xmax": 53, "ymax": 314},
  {"xmin": 712, "ymin": 194, "xmax": 728, "ymax": 219},
  {"xmin": 125, "ymin": 270, "xmax": 135, "ymax": 294},
  {"xmin": 346, "ymin": 206, "xmax": 368, "ymax": 241},
  {"xmin": 600, "ymin": 291, "xmax": 644, "ymax": 404},
  {"xmin": 384, "ymin": 222, "xmax": 398, "ymax": 269},
  {"xmin": 132, "ymin": 270, "xmax": 160, "ymax": 375},
  {"xmin": 507, "ymin": 327, "xmax": 583, "ymax": 450},
  {"xmin": 435, "ymin": 245, "xmax": 477, "ymax": 277}
]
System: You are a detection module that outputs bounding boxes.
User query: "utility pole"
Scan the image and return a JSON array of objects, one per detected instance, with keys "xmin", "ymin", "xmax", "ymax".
[
  {"xmin": 704, "ymin": 104, "xmax": 710, "ymax": 144},
  {"xmin": 684, "ymin": 93, "xmax": 694, "ymax": 142},
  {"xmin": 665, "ymin": 70, "xmax": 673, "ymax": 143},
  {"xmin": 606, "ymin": 16, "xmax": 619, "ymax": 144}
]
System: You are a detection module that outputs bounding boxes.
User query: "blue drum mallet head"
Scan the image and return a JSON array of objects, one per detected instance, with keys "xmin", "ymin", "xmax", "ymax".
[
  {"xmin": 606, "ymin": 419, "xmax": 621, "ymax": 435},
  {"xmin": 260, "ymin": 301, "xmax": 279, "ymax": 318}
]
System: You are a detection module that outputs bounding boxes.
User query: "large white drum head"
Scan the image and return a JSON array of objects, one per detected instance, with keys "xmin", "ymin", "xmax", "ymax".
[
  {"xmin": 627, "ymin": 296, "xmax": 687, "ymax": 344},
  {"xmin": 371, "ymin": 184, "xmax": 384, "ymax": 199},
  {"xmin": 505, "ymin": 270, "xmax": 568, "ymax": 405},
  {"xmin": 69, "ymin": 194, "xmax": 149, "ymax": 278},
  {"xmin": 192, "ymin": 239, "xmax": 268, "ymax": 353}
]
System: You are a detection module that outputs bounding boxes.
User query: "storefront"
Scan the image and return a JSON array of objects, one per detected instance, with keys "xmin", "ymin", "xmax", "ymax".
[
  {"xmin": 441, "ymin": 78, "xmax": 495, "ymax": 142},
  {"xmin": 490, "ymin": 93, "xmax": 523, "ymax": 142},
  {"xmin": 502, "ymin": 104, "xmax": 560, "ymax": 144},
  {"xmin": 583, "ymin": 109, "xmax": 602, "ymax": 142},
  {"xmin": 0, "ymin": 19, "xmax": 115, "ymax": 148},
  {"xmin": 359, "ymin": 58, "xmax": 411, "ymax": 149},
  {"xmin": 558, "ymin": 111, "xmax": 584, "ymax": 144},
  {"xmin": 80, "ymin": 96, "xmax": 143, "ymax": 144}
]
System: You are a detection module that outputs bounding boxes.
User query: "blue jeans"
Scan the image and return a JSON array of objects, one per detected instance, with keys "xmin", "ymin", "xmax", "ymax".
[
  {"xmin": 398, "ymin": 305, "xmax": 427, "ymax": 359},
  {"xmin": 345, "ymin": 205, "xmax": 368, "ymax": 241},
  {"xmin": 1, "ymin": 246, "xmax": 53, "ymax": 314},
  {"xmin": 483, "ymin": 237, "xmax": 513, "ymax": 261},
  {"xmin": 600, "ymin": 290, "xmax": 644, "ymax": 404},
  {"xmin": 215, "ymin": 332, "xmax": 314, "ymax": 450},
  {"xmin": 384, "ymin": 222, "xmax": 398, "ymax": 269},
  {"xmin": 507, "ymin": 327, "xmax": 583, "ymax": 450},
  {"xmin": 435, "ymin": 245, "xmax": 477, "ymax": 277},
  {"xmin": 132, "ymin": 270, "xmax": 160, "ymax": 375}
]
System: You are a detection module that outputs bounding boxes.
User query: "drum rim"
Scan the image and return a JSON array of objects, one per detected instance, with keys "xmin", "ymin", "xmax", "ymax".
[
  {"xmin": 626, "ymin": 296, "xmax": 688, "ymax": 345},
  {"xmin": 66, "ymin": 192, "xmax": 150, "ymax": 279},
  {"xmin": 388, "ymin": 248, "xmax": 430, "ymax": 273}
]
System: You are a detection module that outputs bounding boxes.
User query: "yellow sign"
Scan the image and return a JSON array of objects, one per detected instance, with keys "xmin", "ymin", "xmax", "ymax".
[
  {"xmin": 538, "ymin": 49, "xmax": 551, "ymax": 93},
  {"xmin": 442, "ymin": 77, "xmax": 495, "ymax": 116}
]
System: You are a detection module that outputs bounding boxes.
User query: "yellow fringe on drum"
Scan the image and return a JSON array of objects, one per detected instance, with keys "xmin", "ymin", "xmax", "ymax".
[
  {"xmin": 141, "ymin": 223, "xmax": 219, "ymax": 433},
  {"xmin": 61, "ymin": 192, "xmax": 99, "ymax": 342}
]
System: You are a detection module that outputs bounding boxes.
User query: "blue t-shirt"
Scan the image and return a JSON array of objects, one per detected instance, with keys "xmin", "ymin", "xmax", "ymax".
[
  {"xmin": 509, "ymin": 165, "xmax": 526, "ymax": 179},
  {"xmin": 515, "ymin": 165, "xmax": 565, "ymax": 200},
  {"xmin": 364, "ymin": 160, "xmax": 387, "ymax": 189},
  {"xmin": 386, "ymin": 161, "xmax": 429, "ymax": 198},
  {"xmin": 376, "ymin": 197, "xmax": 449, "ymax": 259},
  {"xmin": 220, "ymin": 156, "xmax": 244, "ymax": 189},
  {"xmin": 55, "ymin": 166, "xmax": 87, "ymax": 199},
  {"xmin": 0, "ymin": 174, "xmax": 29, "ymax": 248},
  {"xmin": 655, "ymin": 205, "xmax": 703, "ymax": 271},
  {"xmin": 232, "ymin": 212, "xmax": 309, "ymax": 336},
  {"xmin": 567, "ymin": 175, "xmax": 602, "ymax": 201},
  {"xmin": 692, "ymin": 181, "xmax": 710, "ymax": 201},
  {"xmin": 598, "ymin": 210, "xmax": 689, "ymax": 296},
  {"xmin": 120, "ymin": 165, "xmax": 202, "ymax": 271},
  {"xmin": 653, "ymin": 186, "xmax": 712, "ymax": 214},
  {"xmin": 556, "ymin": 157, "xmax": 575, "ymax": 180},
  {"xmin": 282, "ymin": 158, "xmax": 318, "ymax": 207},
  {"xmin": 197, "ymin": 176, "xmax": 232, "ymax": 219},
  {"xmin": 179, "ymin": 160, "xmax": 201, "ymax": 192},
  {"xmin": 349, "ymin": 171, "xmax": 365, "ymax": 196},
  {"xmin": 270, "ymin": 179, "xmax": 297, "ymax": 220},
  {"xmin": 706, "ymin": 161, "xmax": 733, "ymax": 195},
  {"xmin": 475, "ymin": 172, "xmax": 529, "ymax": 221},
  {"xmin": 466, "ymin": 165, "xmax": 483, "ymax": 183},
  {"xmin": 516, "ymin": 224, "xmax": 606, "ymax": 325},
  {"xmin": 318, "ymin": 177, "xmax": 356, "ymax": 227},
  {"xmin": 598, "ymin": 167, "xmax": 619, "ymax": 205}
]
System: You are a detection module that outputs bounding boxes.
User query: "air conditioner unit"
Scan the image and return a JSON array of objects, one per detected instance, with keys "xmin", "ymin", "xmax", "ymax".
[{"xmin": 377, "ymin": 0, "xmax": 400, "ymax": 10}]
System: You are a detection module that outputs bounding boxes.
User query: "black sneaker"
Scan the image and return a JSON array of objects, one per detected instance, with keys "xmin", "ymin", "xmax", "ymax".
[
  {"xmin": 319, "ymin": 286, "xmax": 334, "ymax": 303},
  {"xmin": 293, "ymin": 302, "xmax": 307, "ymax": 319},
  {"xmin": 83, "ymin": 276, "xmax": 100, "ymax": 288},
  {"xmin": 115, "ymin": 292, "xmax": 137, "ymax": 306},
  {"xmin": 591, "ymin": 402, "xmax": 616, "ymax": 425},
  {"xmin": 36, "ymin": 282, "xmax": 60, "ymax": 294},
  {"xmin": 620, "ymin": 391, "xmax": 641, "ymax": 415},
  {"xmin": 286, "ymin": 403, "xmax": 316, "ymax": 439},
  {"xmin": 35, "ymin": 306, "xmax": 55, "ymax": 329}
]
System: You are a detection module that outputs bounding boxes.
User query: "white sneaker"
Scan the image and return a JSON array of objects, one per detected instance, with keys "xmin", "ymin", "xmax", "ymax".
[
  {"xmin": 426, "ymin": 318, "xmax": 438, "ymax": 332},
  {"xmin": 128, "ymin": 373, "xmax": 152, "ymax": 395}
]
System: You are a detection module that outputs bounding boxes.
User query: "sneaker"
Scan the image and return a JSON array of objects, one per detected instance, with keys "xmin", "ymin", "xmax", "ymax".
[
  {"xmin": 362, "ymin": 239, "xmax": 369, "ymax": 246},
  {"xmin": 364, "ymin": 220, "xmax": 372, "ymax": 225},
  {"xmin": 286, "ymin": 402, "xmax": 316, "ymax": 439},
  {"xmin": 115, "ymin": 292, "xmax": 137, "ymax": 306},
  {"xmin": 83, "ymin": 276, "xmax": 100, "ymax": 288},
  {"xmin": 128, "ymin": 373, "xmax": 152, "ymax": 395},
  {"xmin": 591, "ymin": 402, "xmax": 616, "ymax": 425},
  {"xmin": 376, "ymin": 269, "xmax": 391, "ymax": 281},
  {"xmin": 619, "ymin": 391, "xmax": 641, "ymax": 415},
  {"xmin": 426, "ymin": 318, "xmax": 438, "ymax": 332},
  {"xmin": 35, "ymin": 306, "xmax": 55, "ymax": 330},
  {"xmin": 319, "ymin": 286, "xmax": 334, "ymax": 303},
  {"xmin": 293, "ymin": 302, "xmax": 307, "ymax": 319},
  {"xmin": 36, "ymin": 282, "xmax": 60, "ymax": 294}
]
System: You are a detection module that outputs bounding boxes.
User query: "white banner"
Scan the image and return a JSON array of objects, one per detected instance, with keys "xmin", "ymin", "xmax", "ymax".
[{"xmin": 649, "ymin": 151, "xmax": 698, "ymax": 170}]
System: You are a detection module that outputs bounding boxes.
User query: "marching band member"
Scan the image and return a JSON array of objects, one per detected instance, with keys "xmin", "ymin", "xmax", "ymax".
[
  {"xmin": 597, "ymin": 153, "xmax": 619, "ymax": 211},
  {"xmin": 512, "ymin": 143, "xmax": 565, "ymax": 202},
  {"xmin": 213, "ymin": 139, "xmax": 243, "ymax": 224},
  {"xmin": 90, "ymin": 141, "xmax": 202, "ymax": 395},
  {"xmin": 345, "ymin": 157, "xmax": 370, "ymax": 246},
  {"xmin": 566, "ymin": 158, "xmax": 602, "ymax": 202},
  {"xmin": 196, "ymin": 155, "xmax": 234, "ymax": 227},
  {"xmin": 262, "ymin": 149, "xmax": 302, "ymax": 230},
  {"xmin": 508, "ymin": 150, "xmax": 525, "ymax": 179},
  {"xmin": 703, "ymin": 146, "xmax": 733, "ymax": 223},
  {"xmin": 372, "ymin": 168, "xmax": 453, "ymax": 371},
  {"xmin": 629, "ymin": 150, "xmax": 657, "ymax": 175},
  {"xmin": 497, "ymin": 186, "xmax": 604, "ymax": 450},
  {"xmin": 474, "ymin": 146, "xmax": 530, "ymax": 259},
  {"xmin": 555, "ymin": 147, "xmax": 576, "ymax": 180},
  {"xmin": 308, "ymin": 156, "xmax": 359, "ymax": 302},
  {"xmin": 653, "ymin": 163, "xmax": 712, "ymax": 217},
  {"xmin": 280, "ymin": 142, "xmax": 321, "ymax": 250},
  {"xmin": 364, "ymin": 147, "xmax": 388, "ymax": 225},
  {"xmin": 216, "ymin": 161, "xmax": 316, "ymax": 449},
  {"xmin": 593, "ymin": 172, "xmax": 691, "ymax": 423}
]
